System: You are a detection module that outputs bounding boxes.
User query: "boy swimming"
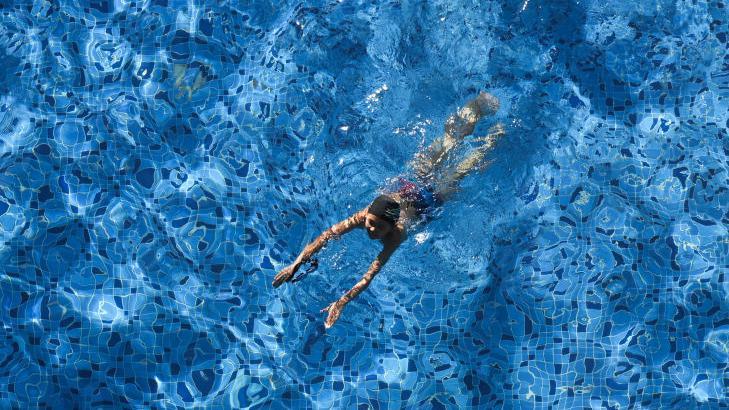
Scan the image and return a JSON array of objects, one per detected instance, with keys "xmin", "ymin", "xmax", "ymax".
[{"xmin": 273, "ymin": 92, "xmax": 504, "ymax": 328}]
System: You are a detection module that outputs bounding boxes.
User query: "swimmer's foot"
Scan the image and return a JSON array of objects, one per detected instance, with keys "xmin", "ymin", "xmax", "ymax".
[
  {"xmin": 455, "ymin": 123, "xmax": 505, "ymax": 175},
  {"xmin": 444, "ymin": 91, "xmax": 499, "ymax": 139},
  {"xmin": 455, "ymin": 149, "xmax": 493, "ymax": 175},
  {"xmin": 472, "ymin": 123, "xmax": 506, "ymax": 149},
  {"xmin": 474, "ymin": 91, "xmax": 500, "ymax": 117}
]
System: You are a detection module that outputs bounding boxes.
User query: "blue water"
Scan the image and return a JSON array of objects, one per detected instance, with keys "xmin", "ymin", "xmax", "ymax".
[{"xmin": 0, "ymin": 0, "xmax": 728, "ymax": 408}]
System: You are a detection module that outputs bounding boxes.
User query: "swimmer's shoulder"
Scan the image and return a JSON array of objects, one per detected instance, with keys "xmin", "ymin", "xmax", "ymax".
[{"xmin": 387, "ymin": 223, "xmax": 407, "ymax": 246}]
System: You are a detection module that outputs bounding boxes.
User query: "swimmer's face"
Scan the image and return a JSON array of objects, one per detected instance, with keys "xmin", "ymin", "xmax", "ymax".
[{"xmin": 364, "ymin": 213, "xmax": 393, "ymax": 240}]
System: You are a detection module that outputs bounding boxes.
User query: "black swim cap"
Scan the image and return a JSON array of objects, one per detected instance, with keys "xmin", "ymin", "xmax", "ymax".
[{"xmin": 368, "ymin": 195, "xmax": 400, "ymax": 225}]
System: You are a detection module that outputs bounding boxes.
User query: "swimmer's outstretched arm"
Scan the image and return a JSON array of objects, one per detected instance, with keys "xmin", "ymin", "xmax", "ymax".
[
  {"xmin": 272, "ymin": 209, "xmax": 367, "ymax": 287},
  {"xmin": 320, "ymin": 238, "xmax": 401, "ymax": 328}
]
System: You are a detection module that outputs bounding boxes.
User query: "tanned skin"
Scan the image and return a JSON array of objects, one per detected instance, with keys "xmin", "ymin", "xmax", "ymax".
[
  {"xmin": 272, "ymin": 206, "xmax": 407, "ymax": 328},
  {"xmin": 272, "ymin": 91, "xmax": 502, "ymax": 328}
]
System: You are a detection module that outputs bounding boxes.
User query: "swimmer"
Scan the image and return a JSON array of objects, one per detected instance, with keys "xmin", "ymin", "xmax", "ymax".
[{"xmin": 273, "ymin": 91, "xmax": 505, "ymax": 328}]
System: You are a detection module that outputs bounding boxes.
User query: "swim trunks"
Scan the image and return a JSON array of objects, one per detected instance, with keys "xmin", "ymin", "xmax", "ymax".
[{"xmin": 385, "ymin": 176, "xmax": 443, "ymax": 219}]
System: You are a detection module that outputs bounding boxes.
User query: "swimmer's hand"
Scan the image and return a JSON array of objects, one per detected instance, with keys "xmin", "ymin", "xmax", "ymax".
[
  {"xmin": 272, "ymin": 262, "xmax": 302, "ymax": 288},
  {"xmin": 320, "ymin": 299, "xmax": 346, "ymax": 328}
]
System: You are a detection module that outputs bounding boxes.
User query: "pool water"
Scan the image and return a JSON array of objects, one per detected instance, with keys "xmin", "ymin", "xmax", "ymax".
[{"xmin": 1, "ymin": 0, "xmax": 728, "ymax": 409}]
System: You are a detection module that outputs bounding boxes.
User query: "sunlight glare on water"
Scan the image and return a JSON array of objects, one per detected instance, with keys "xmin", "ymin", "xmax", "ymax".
[{"xmin": 0, "ymin": 0, "xmax": 727, "ymax": 408}]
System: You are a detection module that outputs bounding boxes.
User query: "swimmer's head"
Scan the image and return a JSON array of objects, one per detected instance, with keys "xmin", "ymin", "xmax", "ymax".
[{"xmin": 365, "ymin": 195, "xmax": 399, "ymax": 239}]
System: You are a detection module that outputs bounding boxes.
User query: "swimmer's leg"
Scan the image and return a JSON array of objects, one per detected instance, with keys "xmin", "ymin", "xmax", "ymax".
[
  {"xmin": 409, "ymin": 92, "xmax": 500, "ymax": 180},
  {"xmin": 444, "ymin": 91, "xmax": 500, "ymax": 141},
  {"xmin": 434, "ymin": 123, "xmax": 506, "ymax": 201}
]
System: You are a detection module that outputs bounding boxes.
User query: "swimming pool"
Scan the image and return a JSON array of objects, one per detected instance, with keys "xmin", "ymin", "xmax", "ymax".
[{"xmin": 0, "ymin": 0, "xmax": 727, "ymax": 408}]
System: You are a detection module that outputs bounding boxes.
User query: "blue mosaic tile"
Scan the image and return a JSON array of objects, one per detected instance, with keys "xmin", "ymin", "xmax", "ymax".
[{"xmin": 0, "ymin": 0, "xmax": 727, "ymax": 409}]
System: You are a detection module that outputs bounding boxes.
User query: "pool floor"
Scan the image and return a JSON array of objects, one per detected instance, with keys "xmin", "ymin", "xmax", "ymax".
[{"xmin": 0, "ymin": 0, "xmax": 728, "ymax": 409}]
